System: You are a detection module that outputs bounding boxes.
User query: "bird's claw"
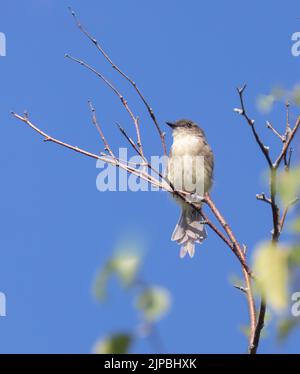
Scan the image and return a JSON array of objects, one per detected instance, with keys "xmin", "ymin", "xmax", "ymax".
[{"xmin": 187, "ymin": 193, "xmax": 204, "ymax": 203}]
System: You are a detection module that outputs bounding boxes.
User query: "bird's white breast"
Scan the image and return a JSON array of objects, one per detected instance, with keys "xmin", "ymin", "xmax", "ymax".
[
  {"xmin": 167, "ymin": 134, "xmax": 207, "ymax": 195},
  {"xmin": 171, "ymin": 134, "xmax": 203, "ymax": 156}
]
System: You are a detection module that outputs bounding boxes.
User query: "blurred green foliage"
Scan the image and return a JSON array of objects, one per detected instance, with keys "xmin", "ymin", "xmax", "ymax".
[
  {"xmin": 92, "ymin": 242, "xmax": 171, "ymax": 353},
  {"xmin": 93, "ymin": 249, "xmax": 142, "ymax": 301},
  {"xmin": 256, "ymin": 84, "xmax": 300, "ymax": 113},
  {"xmin": 253, "ymin": 242, "xmax": 289, "ymax": 312},
  {"xmin": 278, "ymin": 169, "xmax": 300, "ymax": 206},
  {"xmin": 136, "ymin": 286, "xmax": 171, "ymax": 323},
  {"xmin": 252, "ymin": 166, "xmax": 300, "ymax": 342},
  {"xmin": 277, "ymin": 318, "xmax": 298, "ymax": 341},
  {"xmin": 93, "ymin": 333, "xmax": 132, "ymax": 354}
]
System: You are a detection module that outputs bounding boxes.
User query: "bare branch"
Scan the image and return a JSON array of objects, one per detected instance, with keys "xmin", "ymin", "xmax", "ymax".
[
  {"xmin": 68, "ymin": 7, "xmax": 167, "ymax": 156},
  {"xmin": 249, "ymin": 297, "xmax": 266, "ymax": 354},
  {"xmin": 11, "ymin": 112, "xmax": 164, "ymax": 189},
  {"xmin": 274, "ymin": 116, "xmax": 300, "ymax": 168},
  {"xmin": 65, "ymin": 54, "xmax": 144, "ymax": 158},
  {"xmin": 266, "ymin": 121, "xmax": 284, "ymax": 141},
  {"xmin": 88, "ymin": 101, "xmax": 116, "ymax": 159},
  {"xmin": 286, "ymin": 147, "xmax": 293, "ymax": 171},
  {"xmin": 116, "ymin": 122, "xmax": 142, "ymax": 157},
  {"xmin": 233, "ymin": 285, "xmax": 248, "ymax": 294},
  {"xmin": 285, "ymin": 101, "xmax": 291, "ymax": 134},
  {"xmin": 12, "ymin": 112, "xmax": 106, "ymax": 161},
  {"xmin": 200, "ymin": 210, "xmax": 251, "ymax": 273},
  {"xmin": 279, "ymin": 197, "xmax": 299, "ymax": 232},
  {"xmin": 236, "ymin": 85, "xmax": 273, "ymax": 168},
  {"xmin": 256, "ymin": 193, "xmax": 272, "ymax": 205},
  {"xmin": 204, "ymin": 193, "xmax": 257, "ymax": 346}
]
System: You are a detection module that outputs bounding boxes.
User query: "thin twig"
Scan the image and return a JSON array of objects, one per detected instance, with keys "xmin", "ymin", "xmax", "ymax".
[
  {"xmin": 233, "ymin": 285, "xmax": 248, "ymax": 294},
  {"xmin": 116, "ymin": 122, "xmax": 169, "ymax": 187},
  {"xmin": 279, "ymin": 197, "xmax": 299, "ymax": 232},
  {"xmin": 270, "ymin": 167, "xmax": 280, "ymax": 242},
  {"xmin": 204, "ymin": 193, "xmax": 257, "ymax": 346},
  {"xmin": 256, "ymin": 193, "xmax": 272, "ymax": 205},
  {"xmin": 11, "ymin": 112, "xmax": 162, "ymax": 189},
  {"xmin": 274, "ymin": 116, "xmax": 300, "ymax": 168},
  {"xmin": 285, "ymin": 101, "xmax": 291, "ymax": 133},
  {"xmin": 12, "ymin": 112, "xmax": 106, "ymax": 161},
  {"xmin": 68, "ymin": 7, "xmax": 167, "ymax": 156},
  {"xmin": 65, "ymin": 54, "xmax": 144, "ymax": 157},
  {"xmin": 200, "ymin": 210, "xmax": 252, "ymax": 275},
  {"xmin": 249, "ymin": 297, "xmax": 266, "ymax": 354},
  {"xmin": 283, "ymin": 102, "xmax": 292, "ymax": 168},
  {"xmin": 286, "ymin": 147, "xmax": 293, "ymax": 171},
  {"xmin": 116, "ymin": 122, "xmax": 142, "ymax": 158},
  {"xmin": 266, "ymin": 121, "xmax": 284, "ymax": 141},
  {"xmin": 236, "ymin": 85, "xmax": 273, "ymax": 168},
  {"xmin": 88, "ymin": 101, "xmax": 116, "ymax": 159}
]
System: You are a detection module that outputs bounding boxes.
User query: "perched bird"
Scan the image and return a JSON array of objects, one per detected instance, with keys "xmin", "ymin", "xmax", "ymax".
[{"xmin": 166, "ymin": 119, "xmax": 214, "ymax": 258}]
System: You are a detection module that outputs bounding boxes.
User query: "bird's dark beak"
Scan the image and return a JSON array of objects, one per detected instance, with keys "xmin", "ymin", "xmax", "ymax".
[{"xmin": 166, "ymin": 121, "xmax": 176, "ymax": 129}]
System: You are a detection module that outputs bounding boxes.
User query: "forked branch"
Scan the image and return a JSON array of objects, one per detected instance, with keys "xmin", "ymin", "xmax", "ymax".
[
  {"xmin": 68, "ymin": 7, "xmax": 167, "ymax": 156},
  {"xmin": 235, "ymin": 85, "xmax": 300, "ymax": 354}
]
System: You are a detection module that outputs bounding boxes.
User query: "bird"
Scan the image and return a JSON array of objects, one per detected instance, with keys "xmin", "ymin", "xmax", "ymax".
[{"xmin": 166, "ymin": 119, "xmax": 214, "ymax": 258}]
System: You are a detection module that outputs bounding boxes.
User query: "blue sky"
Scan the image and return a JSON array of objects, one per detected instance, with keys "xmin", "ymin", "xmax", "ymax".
[{"xmin": 0, "ymin": 0, "xmax": 300, "ymax": 353}]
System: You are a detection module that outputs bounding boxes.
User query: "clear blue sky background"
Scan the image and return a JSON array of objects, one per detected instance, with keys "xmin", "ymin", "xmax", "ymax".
[{"xmin": 0, "ymin": 0, "xmax": 300, "ymax": 353}]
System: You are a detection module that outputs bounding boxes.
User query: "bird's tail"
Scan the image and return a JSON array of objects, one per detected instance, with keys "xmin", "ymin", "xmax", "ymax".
[{"xmin": 171, "ymin": 207, "xmax": 207, "ymax": 258}]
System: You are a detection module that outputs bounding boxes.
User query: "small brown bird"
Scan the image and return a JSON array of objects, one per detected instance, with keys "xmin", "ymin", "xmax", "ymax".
[{"xmin": 166, "ymin": 119, "xmax": 214, "ymax": 258}]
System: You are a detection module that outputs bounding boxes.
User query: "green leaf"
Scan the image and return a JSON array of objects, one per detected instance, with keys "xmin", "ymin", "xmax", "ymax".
[
  {"xmin": 229, "ymin": 274, "xmax": 244, "ymax": 289},
  {"xmin": 239, "ymin": 325, "xmax": 250, "ymax": 338},
  {"xmin": 291, "ymin": 217, "xmax": 300, "ymax": 233},
  {"xmin": 93, "ymin": 333, "xmax": 132, "ymax": 354},
  {"xmin": 112, "ymin": 251, "xmax": 141, "ymax": 287},
  {"xmin": 136, "ymin": 286, "xmax": 171, "ymax": 322},
  {"xmin": 277, "ymin": 168, "xmax": 300, "ymax": 206},
  {"xmin": 93, "ymin": 260, "xmax": 115, "ymax": 301},
  {"xmin": 270, "ymin": 86, "xmax": 285, "ymax": 100},
  {"xmin": 93, "ymin": 250, "xmax": 142, "ymax": 301},
  {"xmin": 253, "ymin": 242, "xmax": 289, "ymax": 313},
  {"xmin": 256, "ymin": 94, "xmax": 275, "ymax": 113},
  {"xmin": 288, "ymin": 246, "xmax": 300, "ymax": 266},
  {"xmin": 292, "ymin": 84, "xmax": 300, "ymax": 106},
  {"xmin": 277, "ymin": 318, "xmax": 298, "ymax": 341}
]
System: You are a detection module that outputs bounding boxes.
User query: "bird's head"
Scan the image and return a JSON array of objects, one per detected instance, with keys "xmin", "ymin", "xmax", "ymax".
[{"xmin": 166, "ymin": 119, "xmax": 205, "ymax": 137}]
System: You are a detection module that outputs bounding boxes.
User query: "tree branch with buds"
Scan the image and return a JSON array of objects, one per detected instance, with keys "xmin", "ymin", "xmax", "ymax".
[{"xmin": 235, "ymin": 85, "xmax": 300, "ymax": 354}]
